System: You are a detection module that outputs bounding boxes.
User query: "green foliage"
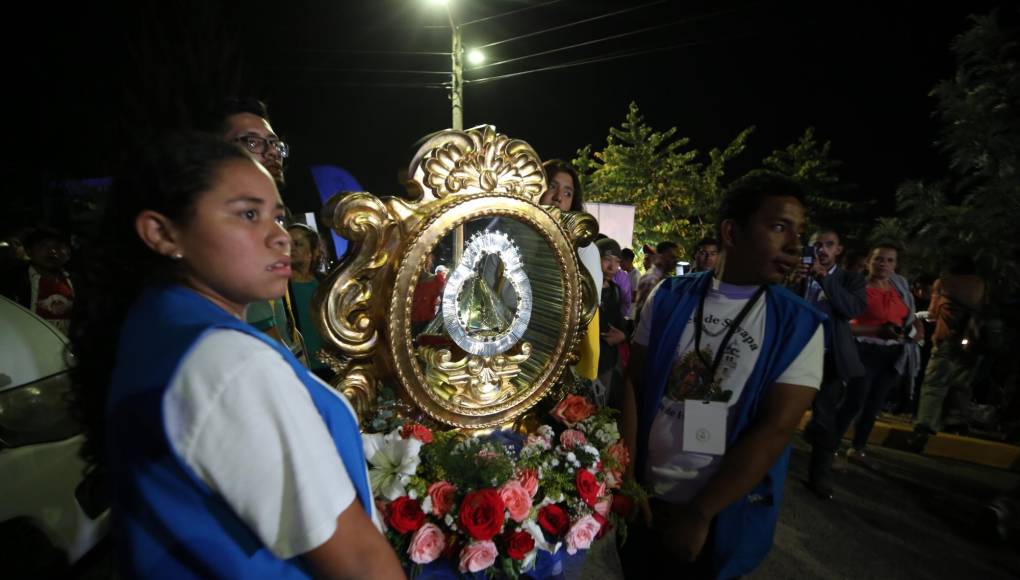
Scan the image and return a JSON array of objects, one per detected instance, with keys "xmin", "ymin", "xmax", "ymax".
[
  {"xmin": 418, "ymin": 432, "xmax": 516, "ymax": 491},
  {"xmin": 762, "ymin": 127, "xmax": 861, "ymax": 232},
  {"xmin": 573, "ymin": 102, "xmax": 753, "ymax": 259},
  {"xmin": 890, "ymin": 10, "xmax": 1020, "ymax": 291}
]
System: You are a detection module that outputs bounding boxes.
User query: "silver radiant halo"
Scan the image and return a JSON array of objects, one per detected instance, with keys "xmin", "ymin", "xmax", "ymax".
[{"xmin": 441, "ymin": 230, "xmax": 533, "ymax": 356}]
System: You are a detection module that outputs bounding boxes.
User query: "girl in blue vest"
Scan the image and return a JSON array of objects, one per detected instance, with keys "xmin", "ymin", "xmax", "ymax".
[{"xmin": 69, "ymin": 132, "xmax": 402, "ymax": 579}]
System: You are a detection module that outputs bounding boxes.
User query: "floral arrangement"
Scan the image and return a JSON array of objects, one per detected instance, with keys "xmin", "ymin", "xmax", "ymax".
[{"xmin": 361, "ymin": 393, "xmax": 637, "ymax": 579}]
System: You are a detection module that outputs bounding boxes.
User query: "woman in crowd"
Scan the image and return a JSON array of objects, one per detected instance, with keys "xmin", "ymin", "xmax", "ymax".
[
  {"xmin": 834, "ymin": 243, "xmax": 922, "ymax": 467},
  {"xmin": 69, "ymin": 132, "xmax": 401, "ymax": 579},
  {"xmin": 286, "ymin": 223, "xmax": 332, "ymax": 380},
  {"xmin": 540, "ymin": 159, "xmax": 603, "ymax": 383}
]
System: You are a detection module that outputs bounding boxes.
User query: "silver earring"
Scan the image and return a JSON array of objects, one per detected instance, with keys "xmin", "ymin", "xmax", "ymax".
[{"xmin": 171, "ymin": 251, "xmax": 183, "ymax": 260}]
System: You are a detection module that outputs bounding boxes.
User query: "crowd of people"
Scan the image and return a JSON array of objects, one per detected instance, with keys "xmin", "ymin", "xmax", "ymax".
[{"xmin": 1, "ymin": 97, "xmax": 1013, "ymax": 579}]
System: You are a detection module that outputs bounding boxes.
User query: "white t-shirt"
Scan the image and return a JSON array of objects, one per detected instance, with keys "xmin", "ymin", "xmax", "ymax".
[
  {"xmin": 634, "ymin": 278, "xmax": 823, "ymax": 503},
  {"xmin": 163, "ymin": 330, "xmax": 367, "ymax": 559}
]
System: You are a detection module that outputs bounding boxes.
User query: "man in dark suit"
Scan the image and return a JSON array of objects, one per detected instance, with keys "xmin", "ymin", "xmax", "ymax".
[{"xmin": 798, "ymin": 228, "xmax": 868, "ymax": 499}]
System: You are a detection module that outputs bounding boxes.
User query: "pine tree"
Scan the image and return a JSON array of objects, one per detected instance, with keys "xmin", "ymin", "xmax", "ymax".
[
  {"xmin": 573, "ymin": 102, "xmax": 753, "ymax": 258},
  {"xmin": 762, "ymin": 127, "xmax": 860, "ymax": 232},
  {"xmin": 888, "ymin": 10, "xmax": 1020, "ymax": 292}
]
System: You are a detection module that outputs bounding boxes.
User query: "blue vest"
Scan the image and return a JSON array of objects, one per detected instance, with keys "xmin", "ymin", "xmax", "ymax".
[
  {"xmin": 639, "ymin": 272, "xmax": 824, "ymax": 579},
  {"xmin": 106, "ymin": 285, "xmax": 373, "ymax": 578}
]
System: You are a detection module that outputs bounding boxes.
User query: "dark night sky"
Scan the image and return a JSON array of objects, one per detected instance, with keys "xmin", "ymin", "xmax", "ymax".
[{"xmin": 27, "ymin": 0, "xmax": 1004, "ymax": 225}]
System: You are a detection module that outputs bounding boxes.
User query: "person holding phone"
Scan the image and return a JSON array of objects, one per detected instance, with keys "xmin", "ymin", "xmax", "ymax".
[{"xmin": 793, "ymin": 229, "xmax": 868, "ymax": 499}]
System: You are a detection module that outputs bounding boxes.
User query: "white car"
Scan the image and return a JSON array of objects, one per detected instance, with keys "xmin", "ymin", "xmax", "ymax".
[{"xmin": 0, "ymin": 295, "xmax": 109, "ymax": 574}]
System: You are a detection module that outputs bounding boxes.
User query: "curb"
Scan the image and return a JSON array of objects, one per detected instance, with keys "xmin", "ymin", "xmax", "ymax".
[{"xmin": 797, "ymin": 413, "xmax": 1020, "ymax": 472}]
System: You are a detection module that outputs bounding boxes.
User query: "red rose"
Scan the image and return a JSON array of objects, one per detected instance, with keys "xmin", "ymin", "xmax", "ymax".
[
  {"xmin": 505, "ymin": 531, "xmax": 536, "ymax": 560},
  {"xmin": 387, "ymin": 496, "xmax": 426, "ymax": 534},
  {"xmin": 400, "ymin": 422, "xmax": 434, "ymax": 443},
  {"xmin": 458, "ymin": 489, "xmax": 506, "ymax": 541},
  {"xmin": 550, "ymin": 395, "xmax": 596, "ymax": 427},
  {"xmin": 610, "ymin": 494, "xmax": 633, "ymax": 519},
  {"xmin": 537, "ymin": 504, "xmax": 570, "ymax": 536},
  {"xmin": 575, "ymin": 469, "xmax": 604, "ymax": 508}
]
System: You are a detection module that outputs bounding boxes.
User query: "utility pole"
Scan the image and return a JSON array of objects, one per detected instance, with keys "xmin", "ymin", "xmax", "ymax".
[{"xmin": 446, "ymin": 4, "xmax": 465, "ymax": 262}]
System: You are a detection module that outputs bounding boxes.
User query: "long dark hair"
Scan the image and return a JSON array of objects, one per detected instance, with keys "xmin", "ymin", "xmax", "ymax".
[
  {"xmin": 69, "ymin": 132, "xmax": 251, "ymax": 470},
  {"xmin": 542, "ymin": 159, "xmax": 585, "ymax": 212}
]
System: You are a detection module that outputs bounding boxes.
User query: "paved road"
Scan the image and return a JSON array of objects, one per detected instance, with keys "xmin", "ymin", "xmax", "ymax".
[
  {"xmin": 754, "ymin": 437, "xmax": 1019, "ymax": 579},
  {"xmin": 583, "ymin": 435, "xmax": 1020, "ymax": 580}
]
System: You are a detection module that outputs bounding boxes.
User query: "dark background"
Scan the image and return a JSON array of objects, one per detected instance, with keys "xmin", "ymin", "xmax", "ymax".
[{"xmin": 21, "ymin": 0, "xmax": 1003, "ymax": 229}]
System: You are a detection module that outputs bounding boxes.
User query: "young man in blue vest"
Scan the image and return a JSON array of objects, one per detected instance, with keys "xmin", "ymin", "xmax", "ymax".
[{"xmin": 620, "ymin": 170, "xmax": 825, "ymax": 579}]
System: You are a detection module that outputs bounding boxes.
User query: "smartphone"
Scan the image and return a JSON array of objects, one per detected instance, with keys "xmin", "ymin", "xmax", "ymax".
[{"xmin": 801, "ymin": 245, "xmax": 815, "ymax": 267}]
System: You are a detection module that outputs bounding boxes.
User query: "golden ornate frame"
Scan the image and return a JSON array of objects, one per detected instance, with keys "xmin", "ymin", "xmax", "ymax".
[{"xmin": 313, "ymin": 126, "xmax": 598, "ymax": 428}]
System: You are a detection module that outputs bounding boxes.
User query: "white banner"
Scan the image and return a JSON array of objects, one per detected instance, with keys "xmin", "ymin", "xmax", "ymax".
[{"xmin": 583, "ymin": 202, "xmax": 635, "ymax": 250}]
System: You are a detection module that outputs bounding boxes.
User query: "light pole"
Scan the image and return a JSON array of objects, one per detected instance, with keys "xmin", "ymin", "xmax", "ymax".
[
  {"xmin": 429, "ymin": 0, "xmax": 483, "ymax": 263},
  {"xmin": 449, "ymin": 8, "xmax": 463, "ymax": 131}
]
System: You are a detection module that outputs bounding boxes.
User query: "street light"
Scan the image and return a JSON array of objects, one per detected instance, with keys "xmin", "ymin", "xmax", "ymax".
[{"xmin": 467, "ymin": 49, "xmax": 485, "ymax": 65}]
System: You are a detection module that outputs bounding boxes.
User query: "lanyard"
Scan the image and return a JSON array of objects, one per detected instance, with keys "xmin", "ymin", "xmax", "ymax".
[{"xmin": 693, "ymin": 284, "xmax": 767, "ymax": 385}]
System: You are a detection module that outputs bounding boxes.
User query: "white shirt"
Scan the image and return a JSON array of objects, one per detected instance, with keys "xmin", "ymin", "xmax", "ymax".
[
  {"xmin": 634, "ymin": 278, "xmax": 823, "ymax": 502},
  {"xmin": 164, "ymin": 330, "xmax": 366, "ymax": 559}
]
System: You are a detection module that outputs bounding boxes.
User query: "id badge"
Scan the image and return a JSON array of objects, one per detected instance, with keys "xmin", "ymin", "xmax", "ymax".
[{"xmin": 682, "ymin": 400, "xmax": 728, "ymax": 455}]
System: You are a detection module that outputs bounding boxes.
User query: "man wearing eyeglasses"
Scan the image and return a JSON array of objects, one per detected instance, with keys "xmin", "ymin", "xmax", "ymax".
[
  {"xmin": 214, "ymin": 97, "xmax": 306, "ymax": 364},
  {"xmin": 219, "ymin": 97, "xmax": 290, "ymax": 186}
]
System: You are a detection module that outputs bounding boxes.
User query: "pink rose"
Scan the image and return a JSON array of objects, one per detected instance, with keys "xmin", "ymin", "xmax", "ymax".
[
  {"xmin": 516, "ymin": 468, "xmax": 540, "ymax": 498},
  {"xmin": 565, "ymin": 515, "xmax": 601, "ymax": 555},
  {"xmin": 594, "ymin": 495, "xmax": 613, "ymax": 517},
  {"xmin": 559, "ymin": 429, "xmax": 588, "ymax": 448},
  {"xmin": 550, "ymin": 395, "xmax": 596, "ymax": 427},
  {"xmin": 407, "ymin": 523, "xmax": 445, "ymax": 565},
  {"xmin": 427, "ymin": 481, "xmax": 457, "ymax": 517},
  {"xmin": 458, "ymin": 540, "xmax": 498, "ymax": 573},
  {"xmin": 499, "ymin": 480, "xmax": 533, "ymax": 522}
]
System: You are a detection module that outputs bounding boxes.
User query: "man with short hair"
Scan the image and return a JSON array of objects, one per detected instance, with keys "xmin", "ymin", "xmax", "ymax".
[
  {"xmin": 620, "ymin": 170, "xmax": 824, "ymax": 579},
  {"xmin": 218, "ymin": 97, "xmax": 289, "ymax": 187},
  {"xmin": 691, "ymin": 237, "xmax": 719, "ymax": 273},
  {"xmin": 621, "ymin": 248, "xmax": 640, "ymax": 308},
  {"xmin": 634, "ymin": 240, "xmax": 679, "ymax": 317},
  {"xmin": 215, "ymin": 98, "xmax": 303, "ymax": 360},
  {"xmin": 797, "ymin": 228, "xmax": 868, "ymax": 500}
]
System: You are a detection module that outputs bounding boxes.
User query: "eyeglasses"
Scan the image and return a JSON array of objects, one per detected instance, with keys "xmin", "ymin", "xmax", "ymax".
[{"xmin": 235, "ymin": 135, "xmax": 290, "ymax": 159}]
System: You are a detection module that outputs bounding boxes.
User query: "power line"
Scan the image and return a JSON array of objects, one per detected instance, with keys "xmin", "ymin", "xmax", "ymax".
[
  {"xmin": 468, "ymin": 5, "xmax": 751, "ymax": 72},
  {"xmin": 287, "ymin": 80, "xmax": 450, "ymax": 89},
  {"xmin": 475, "ymin": 0, "xmax": 666, "ymax": 50},
  {"xmin": 464, "ymin": 35, "xmax": 755, "ymax": 85},
  {"xmin": 460, "ymin": 0, "xmax": 570, "ymax": 28},
  {"xmin": 287, "ymin": 49, "xmax": 451, "ymax": 56},
  {"xmin": 265, "ymin": 66, "xmax": 452, "ymax": 75}
]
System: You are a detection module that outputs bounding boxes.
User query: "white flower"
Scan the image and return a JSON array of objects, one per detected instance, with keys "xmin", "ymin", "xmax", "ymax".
[
  {"xmin": 409, "ymin": 488, "xmax": 418, "ymax": 500},
  {"xmin": 566, "ymin": 452, "xmax": 576, "ymax": 463},
  {"xmin": 362, "ymin": 428, "xmax": 423, "ymax": 500},
  {"xmin": 422, "ymin": 495, "xmax": 433, "ymax": 514},
  {"xmin": 551, "ymin": 459, "xmax": 559, "ymax": 467},
  {"xmin": 522, "ymin": 521, "xmax": 557, "ymax": 555}
]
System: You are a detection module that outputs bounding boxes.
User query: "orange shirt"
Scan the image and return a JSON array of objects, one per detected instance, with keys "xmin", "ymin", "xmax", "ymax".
[{"xmin": 853, "ymin": 286, "xmax": 908, "ymax": 328}]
